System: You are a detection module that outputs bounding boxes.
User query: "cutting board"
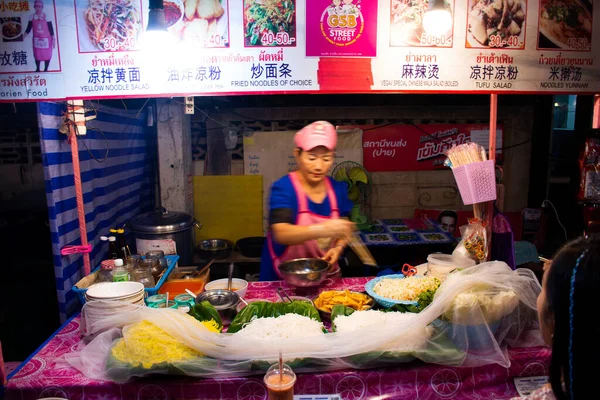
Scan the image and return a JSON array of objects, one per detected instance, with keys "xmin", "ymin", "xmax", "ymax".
[{"xmin": 193, "ymin": 176, "xmax": 264, "ymax": 243}]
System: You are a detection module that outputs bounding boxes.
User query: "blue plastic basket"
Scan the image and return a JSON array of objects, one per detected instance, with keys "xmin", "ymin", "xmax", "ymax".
[
  {"xmin": 72, "ymin": 255, "xmax": 179, "ymax": 305},
  {"xmin": 364, "ymin": 274, "xmax": 420, "ymax": 308}
]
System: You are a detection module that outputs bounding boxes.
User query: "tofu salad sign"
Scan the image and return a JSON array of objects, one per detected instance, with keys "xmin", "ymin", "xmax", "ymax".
[{"xmin": 0, "ymin": 0, "xmax": 599, "ymax": 101}]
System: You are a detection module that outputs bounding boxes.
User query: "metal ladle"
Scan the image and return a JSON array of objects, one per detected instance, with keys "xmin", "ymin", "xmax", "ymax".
[{"xmin": 227, "ymin": 262, "xmax": 234, "ymax": 291}]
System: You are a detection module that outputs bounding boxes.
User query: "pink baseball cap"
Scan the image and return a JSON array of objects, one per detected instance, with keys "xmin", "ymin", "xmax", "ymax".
[{"xmin": 294, "ymin": 121, "xmax": 337, "ymax": 151}]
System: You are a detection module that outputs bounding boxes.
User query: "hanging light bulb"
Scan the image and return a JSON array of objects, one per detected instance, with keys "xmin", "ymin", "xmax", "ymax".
[
  {"xmin": 422, "ymin": 0, "xmax": 453, "ymax": 37},
  {"xmin": 140, "ymin": 0, "xmax": 173, "ymax": 51}
]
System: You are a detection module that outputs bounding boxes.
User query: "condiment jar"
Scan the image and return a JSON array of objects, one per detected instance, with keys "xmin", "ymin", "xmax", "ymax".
[
  {"xmin": 126, "ymin": 254, "xmax": 141, "ymax": 271},
  {"xmin": 132, "ymin": 261, "xmax": 156, "ymax": 288},
  {"xmin": 146, "ymin": 250, "xmax": 168, "ymax": 278},
  {"xmin": 154, "ymin": 300, "xmax": 177, "ymax": 309},
  {"xmin": 146, "ymin": 294, "xmax": 167, "ymax": 307},
  {"xmin": 97, "ymin": 260, "xmax": 115, "ymax": 283},
  {"xmin": 175, "ymin": 294, "xmax": 195, "ymax": 312}
]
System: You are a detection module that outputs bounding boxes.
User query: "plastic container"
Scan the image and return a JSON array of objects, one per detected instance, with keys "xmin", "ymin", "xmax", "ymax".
[
  {"xmin": 154, "ymin": 300, "xmax": 178, "ymax": 309},
  {"xmin": 264, "ymin": 363, "xmax": 296, "ymax": 400},
  {"xmin": 146, "ymin": 294, "xmax": 167, "ymax": 307},
  {"xmin": 175, "ymin": 294, "xmax": 195, "ymax": 309},
  {"xmin": 427, "ymin": 254, "xmax": 476, "ymax": 281},
  {"xmin": 72, "ymin": 255, "xmax": 179, "ymax": 305},
  {"xmin": 452, "ymin": 160, "xmax": 497, "ymax": 205},
  {"xmin": 158, "ymin": 266, "xmax": 210, "ymax": 296}
]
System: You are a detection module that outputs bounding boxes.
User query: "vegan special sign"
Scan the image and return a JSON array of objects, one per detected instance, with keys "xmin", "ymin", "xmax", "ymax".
[{"xmin": 0, "ymin": 0, "xmax": 598, "ymax": 101}]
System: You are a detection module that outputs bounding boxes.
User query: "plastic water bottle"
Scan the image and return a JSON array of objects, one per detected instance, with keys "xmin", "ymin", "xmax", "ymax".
[{"xmin": 112, "ymin": 259, "xmax": 129, "ymax": 282}]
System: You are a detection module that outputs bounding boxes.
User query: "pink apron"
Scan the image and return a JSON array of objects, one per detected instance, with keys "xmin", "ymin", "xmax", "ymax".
[
  {"xmin": 32, "ymin": 14, "xmax": 52, "ymax": 61},
  {"xmin": 268, "ymin": 172, "xmax": 341, "ymax": 279}
]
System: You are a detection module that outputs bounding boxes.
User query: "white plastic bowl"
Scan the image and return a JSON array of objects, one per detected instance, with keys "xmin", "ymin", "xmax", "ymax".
[
  {"xmin": 205, "ymin": 278, "xmax": 248, "ymax": 298},
  {"xmin": 86, "ymin": 282, "xmax": 145, "ymax": 299}
]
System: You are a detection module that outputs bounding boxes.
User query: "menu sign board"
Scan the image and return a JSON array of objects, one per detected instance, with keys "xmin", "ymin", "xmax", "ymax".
[{"xmin": 0, "ymin": 0, "xmax": 599, "ymax": 101}]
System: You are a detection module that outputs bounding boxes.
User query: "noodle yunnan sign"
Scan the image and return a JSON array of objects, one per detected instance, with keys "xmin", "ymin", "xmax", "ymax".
[{"xmin": 0, "ymin": 0, "xmax": 598, "ymax": 101}]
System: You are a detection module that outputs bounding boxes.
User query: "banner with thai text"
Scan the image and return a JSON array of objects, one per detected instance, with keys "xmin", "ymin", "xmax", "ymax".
[
  {"xmin": 362, "ymin": 124, "xmax": 504, "ymax": 172},
  {"xmin": 0, "ymin": 0, "xmax": 598, "ymax": 101}
]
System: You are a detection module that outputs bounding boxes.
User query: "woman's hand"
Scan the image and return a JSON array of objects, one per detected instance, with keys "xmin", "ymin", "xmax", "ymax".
[
  {"xmin": 319, "ymin": 219, "xmax": 355, "ymax": 240},
  {"xmin": 321, "ymin": 245, "xmax": 344, "ymax": 266}
]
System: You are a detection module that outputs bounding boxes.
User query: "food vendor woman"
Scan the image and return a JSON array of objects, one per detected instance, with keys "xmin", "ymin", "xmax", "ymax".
[{"xmin": 260, "ymin": 121, "xmax": 355, "ymax": 281}]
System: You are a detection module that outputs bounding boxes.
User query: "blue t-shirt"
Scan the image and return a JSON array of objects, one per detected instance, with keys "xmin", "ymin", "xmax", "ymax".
[{"xmin": 259, "ymin": 175, "xmax": 353, "ymax": 281}]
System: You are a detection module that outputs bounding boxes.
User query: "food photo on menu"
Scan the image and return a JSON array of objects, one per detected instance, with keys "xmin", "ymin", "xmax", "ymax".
[
  {"xmin": 466, "ymin": 0, "xmax": 526, "ymax": 49},
  {"xmin": 537, "ymin": 0, "xmax": 592, "ymax": 51},
  {"xmin": 243, "ymin": 0, "xmax": 295, "ymax": 47},
  {"xmin": 390, "ymin": 0, "xmax": 454, "ymax": 47},
  {"xmin": 75, "ymin": 0, "xmax": 142, "ymax": 52},
  {"xmin": 164, "ymin": 0, "xmax": 229, "ymax": 47},
  {"xmin": 0, "ymin": 0, "xmax": 60, "ymax": 73}
]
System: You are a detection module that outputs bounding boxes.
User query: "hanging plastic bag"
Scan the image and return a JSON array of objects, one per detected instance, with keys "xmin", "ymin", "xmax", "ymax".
[{"xmin": 454, "ymin": 218, "xmax": 488, "ymax": 262}]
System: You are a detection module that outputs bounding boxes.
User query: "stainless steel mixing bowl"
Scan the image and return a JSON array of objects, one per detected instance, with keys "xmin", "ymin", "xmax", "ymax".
[{"xmin": 278, "ymin": 258, "xmax": 330, "ymax": 287}]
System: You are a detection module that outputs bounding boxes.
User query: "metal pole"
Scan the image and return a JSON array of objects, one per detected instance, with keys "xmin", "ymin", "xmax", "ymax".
[
  {"xmin": 593, "ymin": 94, "xmax": 599, "ymax": 129},
  {"xmin": 486, "ymin": 94, "xmax": 498, "ymax": 259},
  {"xmin": 67, "ymin": 100, "xmax": 91, "ymax": 275}
]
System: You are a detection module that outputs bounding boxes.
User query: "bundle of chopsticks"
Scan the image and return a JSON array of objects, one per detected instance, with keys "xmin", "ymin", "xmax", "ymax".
[
  {"xmin": 446, "ymin": 142, "xmax": 487, "ymax": 168},
  {"xmin": 446, "ymin": 143, "xmax": 488, "ymax": 219}
]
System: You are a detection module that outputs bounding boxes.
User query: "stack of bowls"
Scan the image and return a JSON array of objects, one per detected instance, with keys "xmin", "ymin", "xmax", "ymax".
[
  {"xmin": 85, "ymin": 282, "xmax": 145, "ymax": 305},
  {"xmin": 82, "ymin": 282, "xmax": 146, "ymax": 338}
]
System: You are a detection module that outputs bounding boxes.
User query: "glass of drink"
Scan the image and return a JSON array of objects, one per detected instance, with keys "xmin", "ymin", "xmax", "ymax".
[{"xmin": 264, "ymin": 363, "xmax": 296, "ymax": 400}]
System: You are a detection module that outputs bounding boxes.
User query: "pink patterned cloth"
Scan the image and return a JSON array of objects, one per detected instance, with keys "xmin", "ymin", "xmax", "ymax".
[{"xmin": 6, "ymin": 278, "xmax": 551, "ymax": 400}]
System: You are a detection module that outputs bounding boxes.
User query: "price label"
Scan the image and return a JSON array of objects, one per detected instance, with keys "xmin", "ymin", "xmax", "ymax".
[
  {"xmin": 205, "ymin": 34, "xmax": 226, "ymax": 47},
  {"xmin": 488, "ymin": 35, "xmax": 520, "ymax": 48},
  {"xmin": 566, "ymin": 37, "xmax": 590, "ymax": 50},
  {"xmin": 261, "ymin": 31, "xmax": 296, "ymax": 46},
  {"xmin": 294, "ymin": 396, "xmax": 341, "ymax": 400},
  {"xmin": 101, "ymin": 37, "xmax": 137, "ymax": 51},
  {"xmin": 420, "ymin": 33, "xmax": 453, "ymax": 47}
]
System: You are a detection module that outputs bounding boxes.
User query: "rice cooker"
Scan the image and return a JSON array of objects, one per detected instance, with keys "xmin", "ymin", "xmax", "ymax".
[{"xmin": 128, "ymin": 208, "xmax": 201, "ymax": 265}]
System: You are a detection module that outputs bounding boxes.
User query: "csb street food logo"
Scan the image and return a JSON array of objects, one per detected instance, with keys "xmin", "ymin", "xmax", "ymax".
[{"xmin": 319, "ymin": 0, "xmax": 364, "ymax": 46}]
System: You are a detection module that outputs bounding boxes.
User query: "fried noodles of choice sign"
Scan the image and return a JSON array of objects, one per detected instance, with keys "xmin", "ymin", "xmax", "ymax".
[
  {"xmin": 360, "ymin": 124, "xmax": 504, "ymax": 172},
  {"xmin": 0, "ymin": 0, "xmax": 599, "ymax": 101}
]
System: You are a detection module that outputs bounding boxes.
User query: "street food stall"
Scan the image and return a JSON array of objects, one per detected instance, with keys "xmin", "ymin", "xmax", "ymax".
[{"xmin": 1, "ymin": 0, "xmax": 599, "ymax": 398}]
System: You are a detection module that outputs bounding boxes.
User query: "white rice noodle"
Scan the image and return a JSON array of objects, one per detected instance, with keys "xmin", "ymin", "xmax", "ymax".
[{"xmin": 233, "ymin": 314, "xmax": 324, "ymax": 341}]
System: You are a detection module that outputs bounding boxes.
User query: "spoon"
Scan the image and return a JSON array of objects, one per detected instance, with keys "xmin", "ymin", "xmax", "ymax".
[{"xmin": 227, "ymin": 262, "xmax": 234, "ymax": 291}]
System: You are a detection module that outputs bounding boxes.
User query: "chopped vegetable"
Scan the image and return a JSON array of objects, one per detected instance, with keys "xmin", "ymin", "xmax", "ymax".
[
  {"xmin": 314, "ymin": 290, "xmax": 373, "ymax": 313},
  {"xmin": 188, "ymin": 301, "xmax": 223, "ymax": 331}
]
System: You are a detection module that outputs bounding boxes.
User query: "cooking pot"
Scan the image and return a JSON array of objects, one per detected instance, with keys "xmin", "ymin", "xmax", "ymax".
[{"xmin": 128, "ymin": 208, "xmax": 201, "ymax": 265}]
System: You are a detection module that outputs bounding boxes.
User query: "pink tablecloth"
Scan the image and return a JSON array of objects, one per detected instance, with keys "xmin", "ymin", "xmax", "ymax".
[{"xmin": 5, "ymin": 278, "xmax": 551, "ymax": 400}]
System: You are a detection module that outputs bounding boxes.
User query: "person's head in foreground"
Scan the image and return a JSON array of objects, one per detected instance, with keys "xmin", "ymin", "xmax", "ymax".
[
  {"xmin": 538, "ymin": 235, "xmax": 600, "ymax": 399},
  {"xmin": 293, "ymin": 121, "xmax": 337, "ymax": 186}
]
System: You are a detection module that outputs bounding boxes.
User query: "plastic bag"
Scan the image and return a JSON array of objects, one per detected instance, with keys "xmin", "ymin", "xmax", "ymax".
[
  {"xmin": 64, "ymin": 262, "xmax": 543, "ymax": 382},
  {"xmin": 454, "ymin": 218, "xmax": 488, "ymax": 262},
  {"xmin": 578, "ymin": 137, "xmax": 600, "ymax": 202}
]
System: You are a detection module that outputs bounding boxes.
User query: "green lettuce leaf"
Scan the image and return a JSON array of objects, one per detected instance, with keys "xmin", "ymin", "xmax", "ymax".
[{"xmin": 188, "ymin": 301, "xmax": 223, "ymax": 332}]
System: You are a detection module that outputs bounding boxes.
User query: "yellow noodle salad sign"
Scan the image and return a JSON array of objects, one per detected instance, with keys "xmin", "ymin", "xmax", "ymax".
[{"xmin": 0, "ymin": 0, "xmax": 600, "ymax": 101}]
